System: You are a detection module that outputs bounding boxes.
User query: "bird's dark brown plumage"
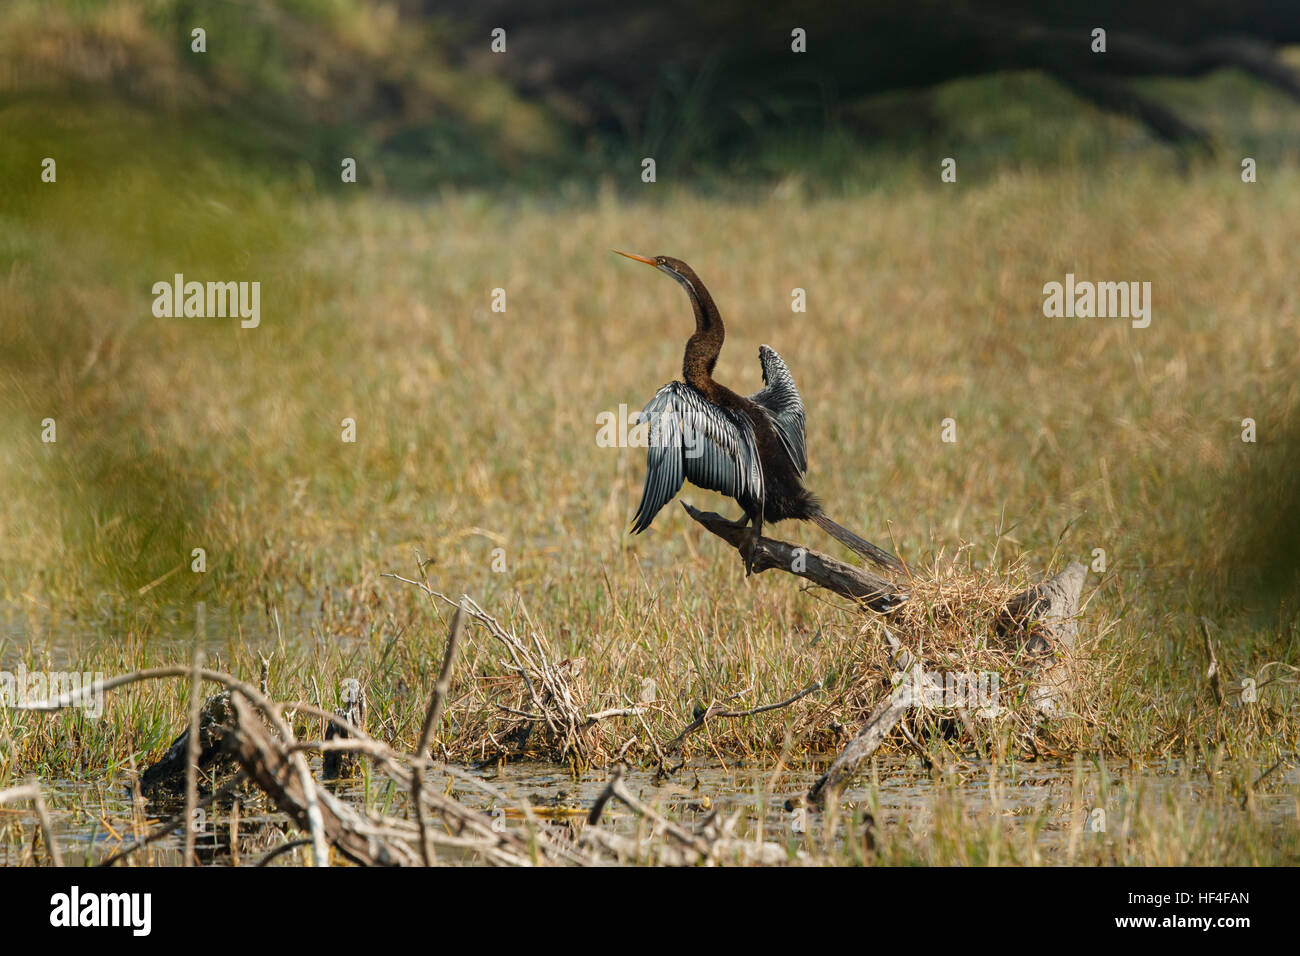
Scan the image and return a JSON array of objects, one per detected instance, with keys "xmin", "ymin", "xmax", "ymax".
[{"xmin": 619, "ymin": 252, "xmax": 902, "ymax": 575}]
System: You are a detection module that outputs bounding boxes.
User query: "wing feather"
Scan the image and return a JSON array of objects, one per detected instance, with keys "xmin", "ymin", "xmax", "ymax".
[
  {"xmin": 749, "ymin": 345, "xmax": 808, "ymax": 474},
  {"xmin": 630, "ymin": 382, "xmax": 764, "ymax": 533}
]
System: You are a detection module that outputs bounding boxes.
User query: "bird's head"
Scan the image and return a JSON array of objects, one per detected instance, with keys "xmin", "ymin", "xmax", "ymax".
[{"xmin": 613, "ymin": 250, "xmax": 700, "ymax": 296}]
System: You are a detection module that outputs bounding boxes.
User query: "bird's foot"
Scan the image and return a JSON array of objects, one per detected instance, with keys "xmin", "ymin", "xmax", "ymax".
[{"xmin": 742, "ymin": 528, "xmax": 760, "ymax": 576}]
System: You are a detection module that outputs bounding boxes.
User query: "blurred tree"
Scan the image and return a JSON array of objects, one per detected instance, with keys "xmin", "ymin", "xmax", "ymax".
[{"xmin": 434, "ymin": 0, "xmax": 1300, "ymax": 147}]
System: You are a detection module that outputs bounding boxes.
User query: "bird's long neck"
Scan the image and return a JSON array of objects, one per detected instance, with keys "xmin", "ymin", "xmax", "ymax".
[{"xmin": 681, "ymin": 277, "xmax": 724, "ymax": 392}]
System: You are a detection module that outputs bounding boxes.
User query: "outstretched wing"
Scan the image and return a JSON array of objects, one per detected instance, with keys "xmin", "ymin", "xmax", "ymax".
[
  {"xmin": 631, "ymin": 381, "xmax": 764, "ymax": 534},
  {"xmin": 749, "ymin": 345, "xmax": 807, "ymax": 474}
]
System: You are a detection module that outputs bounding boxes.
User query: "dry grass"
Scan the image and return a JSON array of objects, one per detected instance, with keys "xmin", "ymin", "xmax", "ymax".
[
  {"xmin": 3, "ymin": 160, "xmax": 1299, "ymax": 768},
  {"xmin": 2, "ymin": 67, "xmax": 1300, "ymax": 862}
]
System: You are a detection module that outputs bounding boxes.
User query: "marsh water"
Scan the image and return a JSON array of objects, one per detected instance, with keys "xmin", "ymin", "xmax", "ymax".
[{"xmin": 8, "ymin": 757, "xmax": 1298, "ymax": 866}]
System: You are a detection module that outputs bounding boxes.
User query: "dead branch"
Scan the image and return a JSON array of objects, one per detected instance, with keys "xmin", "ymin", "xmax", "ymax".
[
  {"xmin": 385, "ymin": 575, "xmax": 623, "ymax": 765},
  {"xmin": 417, "ymin": 600, "xmax": 466, "ymax": 757},
  {"xmin": 796, "ymin": 679, "xmax": 924, "ymax": 810},
  {"xmin": 16, "ymin": 659, "xmax": 595, "ymax": 866},
  {"xmin": 587, "ymin": 764, "xmax": 624, "ymax": 826},
  {"xmin": 682, "ymin": 504, "xmax": 908, "ymax": 613},
  {"xmin": 224, "ymin": 693, "xmax": 419, "ymax": 866},
  {"xmin": 664, "ymin": 681, "xmax": 824, "ymax": 753},
  {"xmin": 412, "ymin": 598, "xmax": 467, "ymax": 865},
  {"xmin": 182, "ymin": 649, "xmax": 205, "ymax": 867}
]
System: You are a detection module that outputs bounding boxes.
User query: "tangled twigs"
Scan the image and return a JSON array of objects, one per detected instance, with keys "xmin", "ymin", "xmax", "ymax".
[
  {"xmin": 9, "ymin": 652, "xmax": 823, "ymax": 866},
  {"xmin": 14, "ymin": 665, "xmax": 329, "ymax": 864},
  {"xmin": 15, "ymin": 659, "xmax": 602, "ymax": 866},
  {"xmin": 225, "ymin": 693, "xmax": 418, "ymax": 866},
  {"xmin": 383, "ymin": 575, "xmax": 617, "ymax": 765},
  {"xmin": 657, "ymin": 682, "xmax": 825, "ymax": 777}
]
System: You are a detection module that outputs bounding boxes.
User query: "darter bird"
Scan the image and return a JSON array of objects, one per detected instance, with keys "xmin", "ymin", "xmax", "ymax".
[{"xmin": 615, "ymin": 251, "xmax": 903, "ymax": 576}]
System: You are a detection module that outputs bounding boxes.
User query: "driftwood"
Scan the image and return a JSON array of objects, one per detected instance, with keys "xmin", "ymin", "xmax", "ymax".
[
  {"xmin": 133, "ymin": 677, "xmax": 434, "ymax": 865},
  {"xmin": 223, "ymin": 693, "xmax": 419, "ymax": 866},
  {"xmin": 14, "ymin": 665, "xmax": 325, "ymax": 865},
  {"xmin": 682, "ymin": 504, "xmax": 909, "ymax": 612},
  {"xmin": 18, "ymin": 662, "xmax": 593, "ymax": 866},
  {"xmin": 785, "ymin": 628, "xmax": 942, "ymax": 808},
  {"xmin": 18, "ymin": 602, "xmax": 926, "ymax": 866}
]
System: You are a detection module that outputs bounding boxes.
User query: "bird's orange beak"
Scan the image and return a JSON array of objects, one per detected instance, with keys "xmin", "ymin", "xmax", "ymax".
[{"xmin": 613, "ymin": 249, "xmax": 657, "ymax": 266}]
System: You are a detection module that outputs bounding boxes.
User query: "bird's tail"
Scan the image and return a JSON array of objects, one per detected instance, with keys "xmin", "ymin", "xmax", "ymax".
[{"xmin": 811, "ymin": 512, "xmax": 904, "ymax": 574}]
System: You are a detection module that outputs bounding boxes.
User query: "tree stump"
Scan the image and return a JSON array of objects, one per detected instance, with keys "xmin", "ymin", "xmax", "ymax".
[{"xmin": 140, "ymin": 692, "xmax": 239, "ymax": 795}]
